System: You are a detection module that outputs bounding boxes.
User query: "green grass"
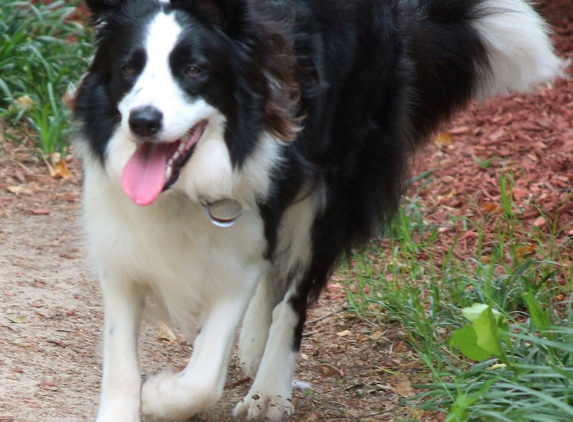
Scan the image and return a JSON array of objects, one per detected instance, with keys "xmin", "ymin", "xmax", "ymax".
[
  {"xmin": 0, "ymin": 0, "xmax": 92, "ymax": 157},
  {"xmin": 342, "ymin": 171, "xmax": 573, "ymax": 421}
]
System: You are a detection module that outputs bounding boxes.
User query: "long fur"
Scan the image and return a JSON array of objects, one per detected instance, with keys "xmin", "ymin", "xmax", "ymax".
[{"xmin": 73, "ymin": 0, "xmax": 562, "ymax": 420}]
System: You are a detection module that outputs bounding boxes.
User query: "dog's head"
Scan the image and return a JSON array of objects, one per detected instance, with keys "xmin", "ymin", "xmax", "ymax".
[{"xmin": 75, "ymin": 0, "xmax": 298, "ymax": 205}]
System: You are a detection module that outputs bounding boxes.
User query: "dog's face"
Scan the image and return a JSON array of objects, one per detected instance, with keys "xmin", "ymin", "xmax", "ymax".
[{"xmin": 75, "ymin": 0, "xmax": 297, "ymax": 205}]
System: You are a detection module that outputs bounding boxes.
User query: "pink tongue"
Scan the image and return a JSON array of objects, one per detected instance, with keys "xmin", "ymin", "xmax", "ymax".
[{"xmin": 121, "ymin": 142, "xmax": 170, "ymax": 206}]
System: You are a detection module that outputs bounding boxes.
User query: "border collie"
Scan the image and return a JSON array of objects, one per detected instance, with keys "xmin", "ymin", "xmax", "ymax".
[{"xmin": 73, "ymin": 0, "xmax": 562, "ymax": 420}]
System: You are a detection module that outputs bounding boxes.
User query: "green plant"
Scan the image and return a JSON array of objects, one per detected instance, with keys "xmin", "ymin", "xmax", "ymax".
[
  {"xmin": 420, "ymin": 299, "xmax": 573, "ymax": 421},
  {"xmin": 0, "ymin": 0, "xmax": 92, "ymax": 156},
  {"xmin": 341, "ymin": 168, "xmax": 573, "ymax": 421}
]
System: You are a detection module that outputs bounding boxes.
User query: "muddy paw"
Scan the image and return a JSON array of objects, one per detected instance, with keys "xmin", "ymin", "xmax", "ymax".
[{"xmin": 233, "ymin": 390, "xmax": 294, "ymax": 421}]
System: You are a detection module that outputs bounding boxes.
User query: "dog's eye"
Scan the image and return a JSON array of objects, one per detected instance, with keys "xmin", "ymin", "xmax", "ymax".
[
  {"xmin": 185, "ymin": 66, "xmax": 201, "ymax": 77},
  {"xmin": 122, "ymin": 64, "xmax": 135, "ymax": 75}
]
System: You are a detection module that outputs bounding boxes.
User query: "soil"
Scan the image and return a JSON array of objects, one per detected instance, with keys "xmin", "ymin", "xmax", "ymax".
[{"xmin": 1, "ymin": 2, "xmax": 572, "ymax": 421}]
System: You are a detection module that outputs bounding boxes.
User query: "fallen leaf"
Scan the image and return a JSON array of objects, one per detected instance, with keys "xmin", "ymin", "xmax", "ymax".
[
  {"xmin": 7, "ymin": 315, "xmax": 26, "ymax": 324},
  {"xmin": 435, "ymin": 132, "xmax": 453, "ymax": 146},
  {"xmin": 156, "ymin": 322, "xmax": 176, "ymax": 342},
  {"xmin": 356, "ymin": 332, "xmax": 367, "ymax": 341},
  {"xmin": 395, "ymin": 379, "xmax": 415, "ymax": 397},
  {"xmin": 336, "ymin": 329, "xmax": 350, "ymax": 337},
  {"xmin": 369, "ymin": 330, "xmax": 384, "ymax": 340},
  {"xmin": 321, "ymin": 364, "xmax": 340, "ymax": 377},
  {"xmin": 6, "ymin": 186, "xmax": 33, "ymax": 196},
  {"xmin": 533, "ymin": 216, "xmax": 546, "ymax": 228},
  {"xmin": 50, "ymin": 159, "xmax": 73, "ymax": 180},
  {"xmin": 481, "ymin": 256, "xmax": 492, "ymax": 264},
  {"xmin": 517, "ymin": 244, "xmax": 536, "ymax": 258},
  {"xmin": 15, "ymin": 95, "xmax": 34, "ymax": 110},
  {"xmin": 482, "ymin": 203, "xmax": 502, "ymax": 213}
]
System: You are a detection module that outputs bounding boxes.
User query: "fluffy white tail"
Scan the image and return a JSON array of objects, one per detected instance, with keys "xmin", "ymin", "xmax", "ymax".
[{"xmin": 472, "ymin": 0, "xmax": 565, "ymax": 98}]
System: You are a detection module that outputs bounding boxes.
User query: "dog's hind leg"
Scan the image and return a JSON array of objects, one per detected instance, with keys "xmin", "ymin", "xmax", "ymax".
[
  {"xmin": 234, "ymin": 185, "xmax": 323, "ymax": 420},
  {"xmin": 233, "ymin": 282, "xmax": 307, "ymax": 421},
  {"xmin": 97, "ymin": 273, "xmax": 147, "ymax": 422},
  {"xmin": 140, "ymin": 293, "xmax": 253, "ymax": 421},
  {"xmin": 239, "ymin": 272, "xmax": 284, "ymax": 377}
]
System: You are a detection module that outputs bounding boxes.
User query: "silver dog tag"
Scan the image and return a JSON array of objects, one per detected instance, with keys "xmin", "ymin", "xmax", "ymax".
[{"xmin": 205, "ymin": 199, "xmax": 243, "ymax": 227}]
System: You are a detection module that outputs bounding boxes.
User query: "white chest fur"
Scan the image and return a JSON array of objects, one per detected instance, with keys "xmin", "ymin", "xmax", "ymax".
[{"xmin": 82, "ymin": 160, "xmax": 268, "ymax": 331}]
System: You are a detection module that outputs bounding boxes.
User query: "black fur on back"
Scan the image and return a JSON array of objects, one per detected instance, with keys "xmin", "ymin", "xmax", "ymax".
[
  {"xmin": 269, "ymin": 0, "xmax": 493, "ymax": 346},
  {"xmin": 259, "ymin": 0, "xmax": 492, "ymax": 301}
]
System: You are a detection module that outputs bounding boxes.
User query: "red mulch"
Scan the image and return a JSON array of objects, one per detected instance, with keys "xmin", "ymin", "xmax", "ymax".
[{"xmin": 407, "ymin": 0, "xmax": 573, "ymax": 285}]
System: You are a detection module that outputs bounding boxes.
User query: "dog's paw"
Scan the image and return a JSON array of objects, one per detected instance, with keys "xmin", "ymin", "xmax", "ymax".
[
  {"xmin": 141, "ymin": 368, "xmax": 220, "ymax": 421},
  {"xmin": 97, "ymin": 407, "xmax": 140, "ymax": 422},
  {"xmin": 97, "ymin": 391, "xmax": 141, "ymax": 422},
  {"xmin": 233, "ymin": 389, "xmax": 294, "ymax": 421}
]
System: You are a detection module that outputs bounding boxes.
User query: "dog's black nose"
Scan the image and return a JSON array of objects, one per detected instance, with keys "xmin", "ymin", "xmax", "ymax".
[{"xmin": 129, "ymin": 106, "xmax": 163, "ymax": 137}]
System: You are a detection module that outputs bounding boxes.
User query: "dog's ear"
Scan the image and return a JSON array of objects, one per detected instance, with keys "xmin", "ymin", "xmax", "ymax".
[
  {"xmin": 172, "ymin": 0, "xmax": 249, "ymax": 37},
  {"xmin": 85, "ymin": 0, "xmax": 126, "ymax": 19}
]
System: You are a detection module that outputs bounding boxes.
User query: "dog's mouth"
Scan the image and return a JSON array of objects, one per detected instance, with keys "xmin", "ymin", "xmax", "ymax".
[{"xmin": 120, "ymin": 121, "xmax": 206, "ymax": 206}]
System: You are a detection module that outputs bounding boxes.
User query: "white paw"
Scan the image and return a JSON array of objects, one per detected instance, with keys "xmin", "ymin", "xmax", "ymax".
[
  {"xmin": 97, "ymin": 392, "xmax": 141, "ymax": 422},
  {"xmin": 141, "ymin": 368, "xmax": 220, "ymax": 421},
  {"xmin": 97, "ymin": 407, "xmax": 140, "ymax": 422},
  {"xmin": 233, "ymin": 389, "xmax": 294, "ymax": 421}
]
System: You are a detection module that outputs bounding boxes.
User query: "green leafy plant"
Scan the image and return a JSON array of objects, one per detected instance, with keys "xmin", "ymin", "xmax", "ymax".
[
  {"xmin": 449, "ymin": 304, "xmax": 511, "ymax": 366},
  {"xmin": 341, "ymin": 168, "xmax": 573, "ymax": 421},
  {"xmin": 0, "ymin": 0, "xmax": 92, "ymax": 156}
]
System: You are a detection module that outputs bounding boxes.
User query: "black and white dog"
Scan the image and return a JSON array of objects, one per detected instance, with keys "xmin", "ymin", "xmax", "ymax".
[{"xmin": 73, "ymin": 0, "xmax": 561, "ymax": 420}]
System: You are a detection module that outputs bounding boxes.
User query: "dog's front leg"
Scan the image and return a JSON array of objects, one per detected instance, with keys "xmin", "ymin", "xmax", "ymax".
[
  {"xmin": 97, "ymin": 273, "xmax": 147, "ymax": 422},
  {"xmin": 141, "ymin": 295, "xmax": 250, "ymax": 421}
]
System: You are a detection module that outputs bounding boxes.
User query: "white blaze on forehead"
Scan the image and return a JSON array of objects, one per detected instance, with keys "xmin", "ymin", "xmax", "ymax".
[{"xmin": 145, "ymin": 12, "xmax": 181, "ymax": 65}]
